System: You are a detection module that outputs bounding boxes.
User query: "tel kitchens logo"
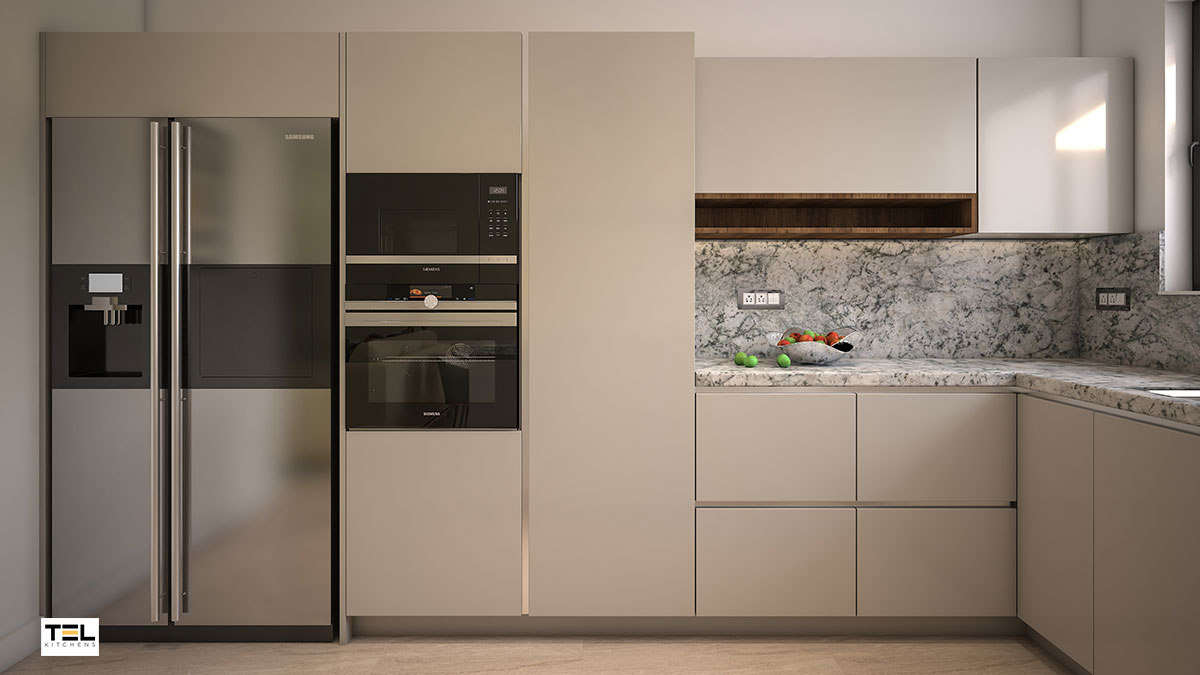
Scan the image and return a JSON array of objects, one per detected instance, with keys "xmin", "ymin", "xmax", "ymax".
[{"xmin": 40, "ymin": 618, "xmax": 99, "ymax": 656}]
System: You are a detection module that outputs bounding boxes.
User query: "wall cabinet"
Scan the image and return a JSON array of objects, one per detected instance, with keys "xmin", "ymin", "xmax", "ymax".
[
  {"xmin": 44, "ymin": 32, "xmax": 339, "ymax": 118},
  {"xmin": 1094, "ymin": 414, "xmax": 1200, "ymax": 675},
  {"xmin": 1017, "ymin": 396, "xmax": 1094, "ymax": 671},
  {"xmin": 696, "ymin": 58, "xmax": 977, "ymax": 194},
  {"xmin": 857, "ymin": 393, "xmax": 1015, "ymax": 502},
  {"xmin": 857, "ymin": 508, "xmax": 1015, "ymax": 617},
  {"xmin": 696, "ymin": 392, "xmax": 855, "ymax": 502},
  {"xmin": 527, "ymin": 32, "xmax": 695, "ymax": 617},
  {"xmin": 345, "ymin": 32, "xmax": 522, "ymax": 173},
  {"xmin": 977, "ymin": 58, "xmax": 1133, "ymax": 236},
  {"xmin": 696, "ymin": 508, "xmax": 855, "ymax": 617},
  {"xmin": 345, "ymin": 431, "xmax": 521, "ymax": 616}
]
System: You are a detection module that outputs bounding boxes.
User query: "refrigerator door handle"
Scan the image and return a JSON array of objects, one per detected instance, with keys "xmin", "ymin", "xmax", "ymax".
[
  {"xmin": 168, "ymin": 121, "xmax": 188, "ymax": 621},
  {"xmin": 148, "ymin": 120, "xmax": 165, "ymax": 624}
]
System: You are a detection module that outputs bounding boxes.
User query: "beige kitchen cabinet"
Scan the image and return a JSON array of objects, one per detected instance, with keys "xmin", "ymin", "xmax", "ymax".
[
  {"xmin": 1017, "ymin": 396, "xmax": 1094, "ymax": 671},
  {"xmin": 857, "ymin": 393, "xmax": 1015, "ymax": 502},
  {"xmin": 696, "ymin": 58, "xmax": 976, "ymax": 194},
  {"xmin": 527, "ymin": 32, "xmax": 695, "ymax": 617},
  {"xmin": 696, "ymin": 508, "xmax": 856, "ymax": 617},
  {"xmin": 345, "ymin": 431, "xmax": 521, "ymax": 616},
  {"xmin": 857, "ymin": 508, "xmax": 1016, "ymax": 617},
  {"xmin": 44, "ymin": 32, "xmax": 339, "ymax": 118},
  {"xmin": 345, "ymin": 32, "xmax": 522, "ymax": 173},
  {"xmin": 696, "ymin": 392, "xmax": 855, "ymax": 502},
  {"xmin": 977, "ymin": 58, "xmax": 1133, "ymax": 236},
  {"xmin": 1094, "ymin": 414, "xmax": 1200, "ymax": 675}
]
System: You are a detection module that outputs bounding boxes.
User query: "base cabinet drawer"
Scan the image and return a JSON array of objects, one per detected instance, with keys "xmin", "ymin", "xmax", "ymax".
[
  {"xmin": 857, "ymin": 393, "xmax": 1016, "ymax": 502},
  {"xmin": 697, "ymin": 508, "xmax": 856, "ymax": 617},
  {"xmin": 857, "ymin": 508, "xmax": 1015, "ymax": 617},
  {"xmin": 697, "ymin": 393, "xmax": 855, "ymax": 501},
  {"xmin": 346, "ymin": 431, "xmax": 522, "ymax": 616}
]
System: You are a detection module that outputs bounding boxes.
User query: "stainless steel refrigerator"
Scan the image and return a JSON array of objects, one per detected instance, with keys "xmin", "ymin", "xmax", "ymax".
[{"xmin": 48, "ymin": 117, "xmax": 334, "ymax": 640}]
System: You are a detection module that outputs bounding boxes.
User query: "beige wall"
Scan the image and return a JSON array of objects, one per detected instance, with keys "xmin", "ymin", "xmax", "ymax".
[
  {"xmin": 143, "ymin": 0, "xmax": 1081, "ymax": 56},
  {"xmin": 0, "ymin": 2, "xmax": 142, "ymax": 668}
]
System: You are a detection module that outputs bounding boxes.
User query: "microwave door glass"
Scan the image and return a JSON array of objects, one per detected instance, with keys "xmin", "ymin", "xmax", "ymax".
[{"xmin": 379, "ymin": 209, "xmax": 458, "ymax": 256}]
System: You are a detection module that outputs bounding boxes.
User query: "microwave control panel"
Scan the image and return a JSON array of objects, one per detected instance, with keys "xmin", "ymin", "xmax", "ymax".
[{"xmin": 479, "ymin": 174, "xmax": 519, "ymax": 255}]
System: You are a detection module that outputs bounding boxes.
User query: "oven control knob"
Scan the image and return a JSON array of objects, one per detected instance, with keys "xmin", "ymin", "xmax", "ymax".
[{"xmin": 424, "ymin": 294, "xmax": 439, "ymax": 309}]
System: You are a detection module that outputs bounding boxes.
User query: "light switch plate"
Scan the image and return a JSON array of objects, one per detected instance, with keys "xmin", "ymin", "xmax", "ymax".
[
  {"xmin": 737, "ymin": 289, "xmax": 785, "ymax": 309},
  {"xmin": 1096, "ymin": 287, "xmax": 1131, "ymax": 311}
]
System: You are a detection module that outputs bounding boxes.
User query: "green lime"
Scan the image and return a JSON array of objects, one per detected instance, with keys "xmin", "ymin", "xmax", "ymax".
[
  {"xmin": 777, "ymin": 353, "xmax": 791, "ymax": 368},
  {"xmin": 785, "ymin": 336, "xmax": 797, "ymax": 343},
  {"xmin": 744, "ymin": 355, "xmax": 758, "ymax": 368},
  {"xmin": 734, "ymin": 351, "xmax": 747, "ymax": 366},
  {"xmin": 803, "ymin": 330, "xmax": 817, "ymax": 337}
]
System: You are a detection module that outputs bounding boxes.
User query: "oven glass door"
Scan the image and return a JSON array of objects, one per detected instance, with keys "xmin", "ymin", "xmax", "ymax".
[
  {"xmin": 346, "ymin": 174, "xmax": 479, "ymax": 257},
  {"xmin": 346, "ymin": 314, "xmax": 517, "ymax": 428}
]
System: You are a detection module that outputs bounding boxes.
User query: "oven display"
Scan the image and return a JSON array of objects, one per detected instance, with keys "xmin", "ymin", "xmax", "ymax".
[{"xmin": 409, "ymin": 285, "xmax": 452, "ymax": 299}]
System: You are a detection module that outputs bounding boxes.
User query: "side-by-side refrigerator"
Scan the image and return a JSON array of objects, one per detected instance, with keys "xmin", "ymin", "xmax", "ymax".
[{"xmin": 48, "ymin": 117, "xmax": 335, "ymax": 640}]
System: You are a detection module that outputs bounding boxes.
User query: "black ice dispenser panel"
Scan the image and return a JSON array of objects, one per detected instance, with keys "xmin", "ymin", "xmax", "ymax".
[{"xmin": 51, "ymin": 265, "xmax": 150, "ymax": 388}]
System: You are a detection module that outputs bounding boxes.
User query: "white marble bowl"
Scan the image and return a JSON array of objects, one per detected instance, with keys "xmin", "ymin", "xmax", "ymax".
[{"xmin": 770, "ymin": 328, "xmax": 860, "ymax": 365}]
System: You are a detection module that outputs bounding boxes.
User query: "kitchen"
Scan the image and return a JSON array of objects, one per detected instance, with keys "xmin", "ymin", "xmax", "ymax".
[{"xmin": 1, "ymin": 1, "xmax": 1198, "ymax": 673}]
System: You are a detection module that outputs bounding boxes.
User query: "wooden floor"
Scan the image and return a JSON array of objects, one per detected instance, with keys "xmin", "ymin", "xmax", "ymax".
[{"xmin": 7, "ymin": 637, "xmax": 1074, "ymax": 674}]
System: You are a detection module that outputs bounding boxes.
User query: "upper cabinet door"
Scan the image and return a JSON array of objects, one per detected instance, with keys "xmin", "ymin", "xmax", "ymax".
[
  {"xmin": 978, "ymin": 58, "xmax": 1133, "ymax": 236},
  {"xmin": 346, "ymin": 32, "xmax": 522, "ymax": 173},
  {"xmin": 696, "ymin": 58, "xmax": 977, "ymax": 194},
  {"xmin": 44, "ymin": 33, "xmax": 339, "ymax": 118}
]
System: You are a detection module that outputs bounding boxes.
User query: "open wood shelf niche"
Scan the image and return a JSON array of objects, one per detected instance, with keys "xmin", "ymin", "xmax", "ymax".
[{"xmin": 695, "ymin": 193, "xmax": 978, "ymax": 239}]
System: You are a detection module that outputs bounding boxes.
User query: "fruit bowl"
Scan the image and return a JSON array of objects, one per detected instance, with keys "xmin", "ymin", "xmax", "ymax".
[{"xmin": 769, "ymin": 327, "xmax": 860, "ymax": 365}]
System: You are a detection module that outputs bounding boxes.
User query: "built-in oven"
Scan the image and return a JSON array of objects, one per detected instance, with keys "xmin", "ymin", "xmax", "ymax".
[
  {"xmin": 346, "ymin": 173, "xmax": 519, "ymax": 265},
  {"xmin": 345, "ymin": 310, "xmax": 518, "ymax": 429},
  {"xmin": 345, "ymin": 172, "xmax": 520, "ymax": 429}
]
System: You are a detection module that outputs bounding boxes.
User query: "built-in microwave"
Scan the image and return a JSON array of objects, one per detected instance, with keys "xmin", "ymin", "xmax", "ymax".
[{"xmin": 346, "ymin": 173, "xmax": 519, "ymax": 264}]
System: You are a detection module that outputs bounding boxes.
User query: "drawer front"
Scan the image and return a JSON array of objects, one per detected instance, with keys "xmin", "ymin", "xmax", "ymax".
[
  {"xmin": 697, "ymin": 393, "xmax": 856, "ymax": 502},
  {"xmin": 857, "ymin": 508, "xmax": 1016, "ymax": 617},
  {"xmin": 346, "ymin": 430, "xmax": 522, "ymax": 616},
  {"xmin": 857, "ymin": 393, "xmax": 1015, "ymax": 502},
  {"xmin": 697, "ymin": 508, "xmax": 856, "ymax": 617}
]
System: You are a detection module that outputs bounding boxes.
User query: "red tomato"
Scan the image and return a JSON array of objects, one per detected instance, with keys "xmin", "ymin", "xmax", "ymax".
[
  {"xmin": 825, "ymin": 331, "xmax": 840, "ymax": 345},
  {"xmin": 798, "ymin": 335, "xmax": 814, "ymax": 342}
]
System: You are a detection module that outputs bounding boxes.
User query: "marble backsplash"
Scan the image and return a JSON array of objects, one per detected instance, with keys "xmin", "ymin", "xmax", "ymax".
[
  {"xmin": 696, "ymin": 232, "xmax": 1200, "ymax": 372},
  {"xmin": 1077, "ymin": 231, "xmax": 1200, "ymax": 373}
]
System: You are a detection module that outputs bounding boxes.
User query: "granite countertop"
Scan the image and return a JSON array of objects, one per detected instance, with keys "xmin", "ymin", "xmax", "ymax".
[{"xmin": 695, "ymin": 357, "xmax": 1200, "ymax": 428}]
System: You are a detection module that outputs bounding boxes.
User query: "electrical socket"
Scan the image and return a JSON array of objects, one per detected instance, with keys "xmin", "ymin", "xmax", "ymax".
[
  {"xmin": 737, "ymin": 289, "xmax": 785, "ymax": 309},
  {"xmin": 1096, "ymin": 287, "xmax": 1131, "ymax": 311}
]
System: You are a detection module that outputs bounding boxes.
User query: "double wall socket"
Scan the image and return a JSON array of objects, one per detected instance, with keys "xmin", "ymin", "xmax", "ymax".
[
  {"xmin": 737, "ymin": 289, "xmax": 785, "ymax": 309},
  {"xmin": 1096, "ymin": 287, "xmax": 1131, "ymax": 311}
]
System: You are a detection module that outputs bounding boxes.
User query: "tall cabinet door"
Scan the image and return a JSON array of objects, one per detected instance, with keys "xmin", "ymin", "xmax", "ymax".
[
  {"xmin": 1017, "ymin": 396, "xmax": 1094, "ymax": 672},
  {"xmin": 527, "ymin": 32, "xmax": 696, "ymax": 616},
  {"xmin": 1094, "ymin": 414, "xmax": 1200, "ymax": 675},
  {"xmin": 175, "ymin": 118, "xmax": 332, "ymax": 626},
  {"xmin": 345, "ymin": 32, "xmax": 522, "ymax": 173}
]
